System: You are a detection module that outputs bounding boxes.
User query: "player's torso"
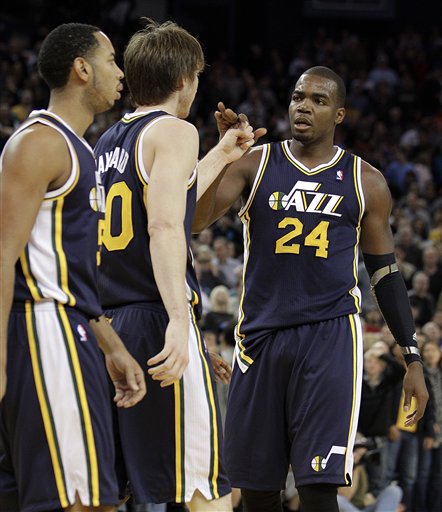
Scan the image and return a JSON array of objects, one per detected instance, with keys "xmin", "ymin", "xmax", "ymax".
[
  {"xmin": 95, "ymin": 111, "xmax": 200, "ymax": 310},
  {"xmin": 238, "ymin": 141, "xmax": 364, "ymax": 341},
  {"xmin": 8, "ymin": 110, "xmax": 104, "ymax": 318}
]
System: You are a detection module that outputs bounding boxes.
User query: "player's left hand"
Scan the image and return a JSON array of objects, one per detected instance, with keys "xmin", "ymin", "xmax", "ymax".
[
  {"xmin": 105, "ymin": 350, "xmax": 147, "ymax": 408},
  {"xmin": 402, "ymin": 361, "xmax": 428, "ymax": 427},
  {"xmin": 209, "ymin": 351, "xmax": 232, "ymax": 384}
]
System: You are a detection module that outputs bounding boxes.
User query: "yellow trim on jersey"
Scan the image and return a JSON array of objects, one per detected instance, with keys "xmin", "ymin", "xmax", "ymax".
[
  {"xmin": 54, "ymin": 199, "xmax": 76, "ymax": 306},
  {"xmin": 346, "ymin": 314, "xmax": 358, "ymax": 485},
  {"xmin": 349, "ymin": 156, "xmax": 362, "ymax": 312},
  {"xmin": 134, "ymin": 127, "xmax": 149, "ymax": 186},
  {"xmin": 19, "ymin": 251, "xmax": 43, "ymax": 301},
  {"xmin": 239, "ymin": 144, "xmax": 271, "ymax": 219},
  {"xmin": 57, "ymin": 303, "xmax": 100, "ymax": 506},
  {"xmin": 281, "ymin": 141, "xmax": 345, "ymax": 175},
  {"xmin": 121, "ymin": 113, "xmax": 153, "ymax": 124},
  {"xmin": 190, "ymin": 307, "xmax": 220, "ymax": 499},
  {"xmin": 236, "ymin": 210, "xmax": 254, "ymax": 366},
  {"xmin": 25, "ymin": 301, "xmax": 69, "ymax": 508},
  {"xmin": 174, "ymin": 380, "xmax": 183, "ymax": 502}
]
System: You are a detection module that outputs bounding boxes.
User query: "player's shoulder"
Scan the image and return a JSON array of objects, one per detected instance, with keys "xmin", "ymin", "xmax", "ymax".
[
  {"xmin": 150, "ymin": 115, "xmax": 198, "ymax": 138},
  {"xmin": 359, "ymin": 157, "xmax": 391, "ymax": 208},
  {"xmin": 3, "ymin": 123, "xmax": 69, "ymax": 163}
]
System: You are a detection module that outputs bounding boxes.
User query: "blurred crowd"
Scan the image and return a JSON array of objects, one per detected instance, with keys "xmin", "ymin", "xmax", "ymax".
[{"xmin": 1, "ymin": 11, "xmax": 442, "ymax": 512}]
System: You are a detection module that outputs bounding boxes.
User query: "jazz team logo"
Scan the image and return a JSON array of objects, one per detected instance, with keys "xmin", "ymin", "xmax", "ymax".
[
  {"xmin": 268, "ymin": 180, "xmax": 343, "ymax": 217},
  {"xmin": 311, "ymin": 445, "xmax": 346, "ymax": 472}
]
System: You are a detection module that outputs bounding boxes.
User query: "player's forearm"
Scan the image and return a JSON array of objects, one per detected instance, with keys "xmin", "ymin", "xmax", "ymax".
[
  {"xmin": 196, "ymin": 146, "xmax": 232, "ymax": 201},
  {"xmin": 89, "ymin": 315, "xmax": 127, "ymax": 355},
  {"xmin": 149, "ymin": 225, "xmax": 189, "ymax": 320},
  {"xmin": 0, "ymin": 261, "xmax": 15, "ymax": 380}
]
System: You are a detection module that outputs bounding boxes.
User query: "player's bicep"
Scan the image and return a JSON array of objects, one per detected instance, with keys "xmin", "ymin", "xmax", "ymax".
[
  {"xmin": 0, "ymin": 129, "xmax": 70, "ymax": 260},
  {"xmin": 359, "ymin": 163, "xmax": 395, "ymax": 255},
  {"xmin": 146, "ymin": 121, "xmax": 199, "ymax": 228}
]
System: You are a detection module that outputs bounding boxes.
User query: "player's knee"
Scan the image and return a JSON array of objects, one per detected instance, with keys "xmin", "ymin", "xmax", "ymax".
[
  {"xmin": 297, "ymin": 483, "xmax": 338, "ymax": 512},
  {"xmin": 241, "ymin": 488, "xmax": 282, "ymax": 512}
]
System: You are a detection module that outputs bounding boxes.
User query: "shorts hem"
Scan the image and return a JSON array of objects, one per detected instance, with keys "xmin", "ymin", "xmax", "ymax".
[{"xmin": 227, "ymin": 477, "xmax": 285, "ymax": 492}]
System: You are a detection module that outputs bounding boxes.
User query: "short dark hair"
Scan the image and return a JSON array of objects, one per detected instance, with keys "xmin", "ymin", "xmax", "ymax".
[
  {"xmin": 124, "ymin": 18, "xmax": 205, "ymax": 106},
  {"xmin": 303, "ymin": 66, "xmax": 346, "ymax": 107},
  {"xmin": 38, "ymin": 23, "xmax": 101, "ymax": 89}
]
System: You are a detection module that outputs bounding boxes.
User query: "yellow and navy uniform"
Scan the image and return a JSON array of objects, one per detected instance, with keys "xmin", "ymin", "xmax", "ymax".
[
  {"xmin": 94, "ymin": 111, "xmax": 230, "ymax": 504},
  {"xmin": 224, "ymin": 142, "xmax": 364, "ymax": 491},
  {"xmin": 0, "ymin": 111, "xmax": 118, "ymax": 512}
]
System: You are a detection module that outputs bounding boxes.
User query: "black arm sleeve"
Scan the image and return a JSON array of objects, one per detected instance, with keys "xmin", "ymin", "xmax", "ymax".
[{"xmin": 363, "ymin": 252, "xmax": 421, "ymax": 366}]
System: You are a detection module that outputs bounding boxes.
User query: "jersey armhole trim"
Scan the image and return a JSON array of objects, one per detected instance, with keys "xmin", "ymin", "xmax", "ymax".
[{"xmin": 238, "ymin": 144, "xmax": 270, "ymax": 218}]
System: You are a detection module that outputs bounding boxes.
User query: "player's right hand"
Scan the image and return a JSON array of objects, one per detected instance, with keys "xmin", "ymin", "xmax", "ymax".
[
  {"xmin": 147, "ymin": 318, "xmax": 189, "ymax": 387},
  {"xmin": 215, "ymin": 101, "xmax": 267, "ymax": 144}
]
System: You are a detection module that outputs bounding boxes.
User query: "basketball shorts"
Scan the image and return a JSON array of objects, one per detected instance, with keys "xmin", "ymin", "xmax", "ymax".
[
  {"xmin": 0, "ymin": 301, "xmax": 118, "ymax": 512},
  {"xmin": 105, "ymin": 303, "xmax": 231, "ymax": 504},
  {"xmin": 225, "ymin": 314, "xmax": 363, "ymax": 490}
]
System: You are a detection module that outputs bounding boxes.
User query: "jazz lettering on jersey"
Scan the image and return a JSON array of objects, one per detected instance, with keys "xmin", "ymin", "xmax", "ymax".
[
  {"xmin": 97, "ymin": 146, "xmax": 129, "ymax": 175},
  {"xmin": 268, "ymin": 180, "xmax": 343, "ymax": 217}
]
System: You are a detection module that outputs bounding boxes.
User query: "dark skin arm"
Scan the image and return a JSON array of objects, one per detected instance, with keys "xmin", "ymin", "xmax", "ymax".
[
  {"xmin": 360, "ymin": 160, "xmax": 428, "ymax": 426},
  {"xmin": 192, "ymin": 102, "xmax": 267, "ymax": 233}
]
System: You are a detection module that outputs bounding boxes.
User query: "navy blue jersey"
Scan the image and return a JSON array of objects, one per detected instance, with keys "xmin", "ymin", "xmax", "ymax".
[
  {"xmin": 95, "ymin": 111, "xmax": 201, "ymax": 314},
  {"xmin": 3, "ymin": 110, "xmax": 104, "ymax": 318},
  {"xmin": 236, "ymin": 141, "xmax": 364, "ymax": 369}
]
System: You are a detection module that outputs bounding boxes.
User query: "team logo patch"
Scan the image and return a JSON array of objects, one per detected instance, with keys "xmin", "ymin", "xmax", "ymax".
[
  {"xmin": 77, "ymin": 324, "xmax": 88, "ymax": 342},
  {"xmin": 268, "ymin": 191, "xmax": 287, "ymax": 210},
  {"xmin": 311, "ymin": 445, "xmax": 347, "ymax": 472},
  {"xmin": 336, "ymin": 170, "xmax": 344, "ymax": 181}
]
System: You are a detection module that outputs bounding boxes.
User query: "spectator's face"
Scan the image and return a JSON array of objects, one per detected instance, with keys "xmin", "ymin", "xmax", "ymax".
[{"xmin": 422, "ymin": 342, "xmax": 441, "ymax": 367}]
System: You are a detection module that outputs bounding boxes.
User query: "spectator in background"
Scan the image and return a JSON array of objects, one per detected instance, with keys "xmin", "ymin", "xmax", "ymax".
[
  {"xmin": 195, "ymin": 244, "xmax": 228, "ymax": 296},
  {"xmin": 358, "ymin": 347, "xmax": 405, "ymax": 497},
  {"xmin": 213, "ymin": 237, "xmax": 241, "ymax": 289},
  {"xmin": 395, "ymin": 225, "xmax": 423, "ymax": 268},
  {"xmin": 421, "ymin": 245, "xmax": 442, "ymax": 304},
  {"xmin": 416, "ymin": 340, "xmax": 442, "ymax": 512},
  {"xmin": 408, "ymin": 271, "xmax": 435, "ymax": 327}
]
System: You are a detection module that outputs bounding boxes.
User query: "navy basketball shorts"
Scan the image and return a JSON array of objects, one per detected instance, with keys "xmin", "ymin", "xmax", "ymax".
[
  {"xmin": 105, "ymin": 303, "xmax": 231, "ymax": 504},
  {"xmin": 0, "ymin": 301, "xmax": 118, "ymax": 512},
  {"xmin": 224, "ymin": 314, "xmax": 363, "ymax": 490}
]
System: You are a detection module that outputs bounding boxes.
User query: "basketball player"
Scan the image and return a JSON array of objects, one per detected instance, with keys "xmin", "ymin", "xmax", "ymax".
[
  {"xmin": 0, "ymin": 24, "xmax": 146, "ymax": 512},
  {"xmin": 195, "ymin": 66, "xmax": 429, "ymax": 512},
  {"xmin": 94, "ymin": 19, "xmax": 254, "ymax": 512}
]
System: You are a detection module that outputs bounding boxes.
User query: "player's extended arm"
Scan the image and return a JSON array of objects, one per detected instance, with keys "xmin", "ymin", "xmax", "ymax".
[
  {"xmin": 360, "ymin": 161, "xmax": 428, "ymax": 426},
  {"xmin": 192, "ymin": 102, "xmax": 266, "ymax": 233},
  {"xmin": 145, "ymin": 120, "xmax": 199, "ymax": 387},
  {"xmin": 89, "ymin": 316, "xmax": 146, "ymax": 407},
  {"xmin": 0, "ymin": 126, "xmax": 70, "ymax": 399}
]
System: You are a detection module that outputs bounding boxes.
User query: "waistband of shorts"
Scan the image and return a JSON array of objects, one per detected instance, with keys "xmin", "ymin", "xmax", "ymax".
[{"xmin": 104, "ymin": 301, "xmax": 169, "ymax": 316}]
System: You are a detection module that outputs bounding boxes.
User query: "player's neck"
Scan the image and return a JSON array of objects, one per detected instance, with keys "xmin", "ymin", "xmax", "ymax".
[
  {"xmin": 289, "ymin": 139, "xmax": 338, "ymax": 168},
  {"xmin": 47, "ymin": 93, "xmax": 93, "ymax": 137},
  {"xmin": 135, "ymin": 95, "xmax": 181, "ymax": 118}
]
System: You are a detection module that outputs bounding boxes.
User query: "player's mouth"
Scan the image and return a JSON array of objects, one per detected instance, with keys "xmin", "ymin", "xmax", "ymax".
[{"xmin": 294, "ymin": 116, "xmax": 312, "ymax": 130}]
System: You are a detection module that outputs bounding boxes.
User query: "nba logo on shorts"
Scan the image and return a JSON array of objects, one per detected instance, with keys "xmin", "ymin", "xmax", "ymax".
[{"xmin": 77, "ymin": 324, "xmax": 88, "ymax": 342}]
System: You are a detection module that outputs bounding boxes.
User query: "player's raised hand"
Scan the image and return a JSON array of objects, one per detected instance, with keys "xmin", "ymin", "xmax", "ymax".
[
  {"xmin": 105, "ymin": 349, "xmax": 147, "ymax": 408},
  {"xmin": 209, "ymin": 351, "xmax": 232, "ymax": 384},
  {"xmin": 402, "ymin": 361, "xmax": 428, "ymax": 427},
  {"xmin": 147, "ymin": 317, "xmax": 189, "ymax": 387},
  {"xmin": 215, "ymin": 101, "xmax": 267, "ymax": 145}
]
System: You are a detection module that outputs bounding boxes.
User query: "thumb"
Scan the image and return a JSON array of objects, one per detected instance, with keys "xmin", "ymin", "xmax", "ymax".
[
  {"xmin": 403, "ymin": 389, "xmax": 412, "ymax": 412},
  {"xmin": 125, "ymin": 366, "xmax": 140, "ymax": 391}
]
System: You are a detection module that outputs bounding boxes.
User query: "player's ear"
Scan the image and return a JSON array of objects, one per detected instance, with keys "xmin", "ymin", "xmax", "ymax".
[
  {"xmin": 72, "ymin": 57, "xmax": 92, "ymax": 84},
  {"xmin": 335, "ymin": 107, "xmax": 345, "ymax": 125}
]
